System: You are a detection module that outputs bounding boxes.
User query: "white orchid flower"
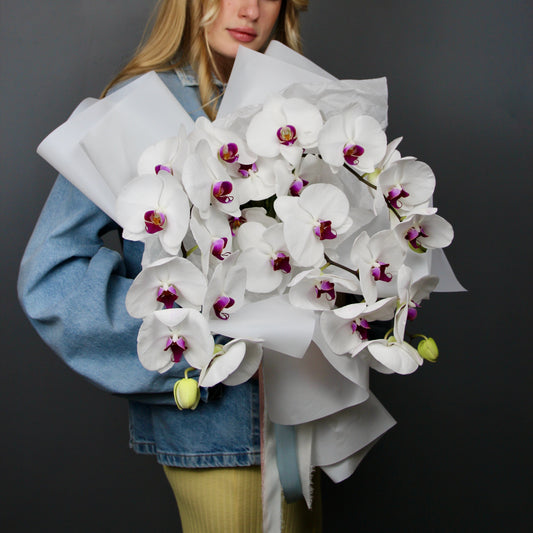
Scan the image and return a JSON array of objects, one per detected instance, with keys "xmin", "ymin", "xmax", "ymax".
[
  {"xmin": 318, "ymin": 108, "xmax": 387, "ymax": 173},
  {"xmin": 231, "ymin": 156, "xmax": 277, "ymax": 203},
  {"xmin": 377, "ymin": 159, "xmax": 436, "ymax": 216},
  {"xmin": 203, "ymin": 252, "xmax": 246, "ymax": 321},
  {"xmin": 116, "ymin": 169, "xmax": 190, "ymax": 256},
  {"xmin": 393, "ymin": 213, "xmax": 454, "ymax": 254},
  {"xmin": 274, "ymin": 153, "xmax": 334, "ymax": 198},
  {"xmin": 198, "ymin": 339, "xmax": 263, "ymax": 388},
  {"xmin": 190, "ymin": 116, "xmax": 257, "ymax": 171},
  {"xmin": 182, "ymin": 140, "xmax": 240, "ymax": 219},
  {"xmin": 274, "ymin": 183, "xmax": 352, "ymax": 267},
  {"xmin": 189, "ymin": 206, "xmax": 233, "ymax": 276},
  {"xmin": 125, "ymin": 256, "xmax": 208, "ymax": 318},
  {"xmin": 320, "ymin": 297, "xmax": 397, "ymax": 357},
  {"xmin": 246, "ymin": 95, "xmax": 323, "ymax": 168},
  {"xmin": 227, "ymin": 207, "xmax": 276, "ymax": 237},
  {"xmin": 393, "ymin": 265, "xmax": 439, "ymax": 341},
  {"xmin": 366, "ymin": 337, "xmax": 423, "ymax": 375},
  {"xmin": 350, "ymin": 230, "xmax": 406, "ymax": 304},
  {"xmin": 137, "ymin": 127, "xmax": 189, "ymax": 176},
  {"xmin": 288, "ymin": 268, "xmax": 359, "ymax": 311},
  {"xmin": 137, "ymin": 308, "xmax": 214, "ymax": 373},
  {"xmin": 237, "ymin": 222, "xmax": 293, "ymax": 294}
]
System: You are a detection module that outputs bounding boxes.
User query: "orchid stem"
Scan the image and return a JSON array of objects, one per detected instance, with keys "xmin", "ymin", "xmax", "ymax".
[{"xmin": 324, "ymin": 254, "xmax": 360, "ymax": 280}]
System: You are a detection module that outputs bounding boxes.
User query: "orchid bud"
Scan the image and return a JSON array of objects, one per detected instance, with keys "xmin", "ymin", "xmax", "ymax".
[
  {"xmin": 173, "ymin": 368, "xmax": 200, "ymax": 410},
  {"xmin": 417, "ymin": 336, "xmax": 439, "ymax": 362}
]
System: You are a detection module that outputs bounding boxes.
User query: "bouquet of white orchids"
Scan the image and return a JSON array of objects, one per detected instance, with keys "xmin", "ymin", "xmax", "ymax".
[
  {"xmin": 37, "ymin": 42, "xmax": 463, "ymax": 528},
  {"xmin": 118, "ymin": 85, "xmax": 453, "ymax": 388}
]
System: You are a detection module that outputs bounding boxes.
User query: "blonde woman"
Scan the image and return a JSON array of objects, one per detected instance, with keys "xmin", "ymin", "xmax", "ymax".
[{"xmin": 19, "ymin": 0, "xmax": 320, "ymax": 531}]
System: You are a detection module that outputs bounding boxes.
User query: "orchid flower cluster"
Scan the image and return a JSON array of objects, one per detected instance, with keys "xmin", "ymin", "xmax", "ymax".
[{"xmin": 116, "ymin": 87, "xmax": 453, "ymax": 394}]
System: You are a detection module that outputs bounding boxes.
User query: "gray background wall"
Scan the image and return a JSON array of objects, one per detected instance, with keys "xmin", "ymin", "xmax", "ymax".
[{"xmin": 1, "ymin": 0, "xmax": 531, "ymax": 531}]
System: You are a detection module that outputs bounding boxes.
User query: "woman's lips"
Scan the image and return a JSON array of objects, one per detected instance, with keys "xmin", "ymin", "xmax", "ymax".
[{"xmin": 227, "ymin": 28, "xmax": 257, "ymax": 43}]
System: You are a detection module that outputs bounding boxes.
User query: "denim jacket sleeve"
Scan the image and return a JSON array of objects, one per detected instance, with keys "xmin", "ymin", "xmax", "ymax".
[{"xmin": 17, "ymin": 70, "xmax": 211, "ymax": 403}]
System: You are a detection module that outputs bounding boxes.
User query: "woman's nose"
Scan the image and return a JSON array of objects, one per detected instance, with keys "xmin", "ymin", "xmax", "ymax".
[{"xmin": 238, "ymin": 0, "xmax": 260, "ymax": 21}]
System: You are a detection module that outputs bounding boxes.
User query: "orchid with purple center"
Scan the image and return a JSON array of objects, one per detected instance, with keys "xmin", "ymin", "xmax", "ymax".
[
  {"xmin": 343, "ymin": 143, "xmax": 365, "ymax": 166},
  {"xmin": 277, "ymin": 125, "xmax": 297, "ymax": 146},
  {"xmin": 386, "ymin": 186, "xmax": 410, "ymax": 209},
  {"xmin": 203, "ymin": 252, "xmax": 246, "ymax": 321},
  {"xmin": 246, "ymin": 95, "xmax": 323, "ymax": 167},
  {"xmin": 157, "ymin": 285, "xmax": 178, "ymax": 309},
  {"xmin": 270, "ymin": 252, "xmax": 291, "ymax": 274},
  {"xmin": 189, "ymin": 207, "xmax": 233, "ymax": 275},
  {"xmin": 320, "ymin": 297, "xmax": 396, "ymax": 357},
  {"xmin": 165, "ymin": 335, "xmax": 187, "ymax": 362},
  {"xmin": 289, "ymin": 176, "xmax": 309, "ymax": 197},
  {"xmin": 288, "ymin": 268, "xmax": 359, "ymax": 311},
  {"xmin": 275, "ymin": 183, "xmax": 352, "ymax": 267},
  {"xmin": 212, "ymin": 181, "xmax": 234, "ymax": 204},
  {"xmin": 351, "ymin": 317, "xmax": 371, "ymax": 340},
  {"xmin": 350, "ymin": 230, "xmax": 406, "ymax": 304},
  {"xmin": 211, "ymin": 236, "xmax": 229, "ymax": 260},
  {"xmin": 315, "ymin": 281, "xmax": 336, "ymax": 301},
  {"xmin": 218, "ymin": 142, "xmax": 239, "ymax": 164},
  {"xmin": 377, "ymin": 159, "xmax": 436, "ymax": 217},
  {"xmin": 393, "ymin": 265, "xmax": 439, "ymax": 342},
  {"xmin": 238, "ymin": 162, "xmax": 258, "ymax": 177},
  {"xmin": 318, "ymin": 110, "xmax": 387, "ymax": 173},
  {"xmin": 137, "ymin": 308, "xmax": 214, "ymax": 373},
  {"xmin": 371, "ymin": 261, "xmax": 392, "ymax": 283},
  {"xmin": 237, "ymin": 222, "xmax": 293, "ymax": 294},
  {"xmin": 125, "ymin": 256, "xmax": 207, "ymax": 318},
  {"xmin": 393, "ymin": 213, "xmax": 453, "ymax": 255},
  {"xmin": 144, "ymin": 210, "xmax": 167, "ymax": 234},
  {"xmin": 314, "ymin": 220, "xmax": 337, "ymax": 241},
  {"xmin": 228, "ymin": 215, "xmax": 247, "ymax": 235},
  {"xmin": 116, "ymin": 172, "xmax": 189, "ymax": 256},
  {"xmin": 182, "ymin": 140, "xmax": 240, "ymax": 219},
  {"xmin": 213, "ymin": 295, "xmax": 235, "ymax": 320}
]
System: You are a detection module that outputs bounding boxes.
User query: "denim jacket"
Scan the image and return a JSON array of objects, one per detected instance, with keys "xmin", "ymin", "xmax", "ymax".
[{"xmin": 18, "ymin": 69, "xmax": 261, "ymax": 468}]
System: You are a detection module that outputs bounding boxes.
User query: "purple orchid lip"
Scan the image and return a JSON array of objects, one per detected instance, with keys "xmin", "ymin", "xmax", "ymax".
[
  {"xmin": 405, "ymin": 226, "xmax": 428, "ymax": 252},
  {"xmin": 277, "ymin": 125, "xmax": 297, "ymax": 146},
  {"xmin": 238, "ymin": 162, "xmax": 258, "ymax": 178},
  {"xmin": 343, "ymin": 143, "xmax": 365, "ymax": 166},
  {"xmin": 289, "ymin": 176, "xmax": 309, "ymax": 197},
  {"xmin": 387, "ymin": 186, "xmax": 410, "ymax": 209},
  {"xmin": 164, "ymin": 335, "xmax": 187, "ymax": 363},
  {"xmin": 351, "ymin": 318, "xmax": 370, "ymax": 340},
  {"xmin": 211, "ymin": 237, "xmax": 229, "ymax": 260},
  {"xmin": 155, "ymin": 164, "xmax": 173, "ymax": 175},
  {"xmin": 314, "ymin": 220, "xmax": 337, "ymax": 240},
  {"xmin": 219, "ymin": 143, "xmax": 239, "ymax": 164},
  {"xmin": 315, "ymin": 280, "xmax": 336, "ymax": 301},
  {"xmin": 144, "ymin": 210, "xmax": 167, "ymax": 234},
  {"xmin": 371, "ymin": 261, "xmax": 392, "ymax": 283},
  {"xmin": 228, "ymin": 215, "xmax": 247, "ymax": 236},
  {"xmin": 212, "ymin": 181, "xmax": 234, "ymax": 204},
  {"xmin": 270, "ymin": 252, "xmax": 291, "ymax": 273},
  {"xmin": 407, "ymin": 302, "xmax": 420, "ymax": 321},
  {"xmin": 157, "ymin": 285, "xmax": 178, "ymax": 309},
  {"xmin": 213, "ymin": 295, "xmax": 235, "ymax": 320}
]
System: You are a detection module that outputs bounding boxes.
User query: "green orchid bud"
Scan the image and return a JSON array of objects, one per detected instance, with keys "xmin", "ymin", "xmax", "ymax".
[
  {"xmin": 417, "ymin": 336, "xmax": 439, "ymax": 363},
  {"xmin": 173, "ymin": 368, "xmax": 200, "ymax": 410}
]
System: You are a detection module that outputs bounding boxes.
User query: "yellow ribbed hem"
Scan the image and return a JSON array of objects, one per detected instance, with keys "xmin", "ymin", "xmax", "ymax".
[{"xmin": 163, "ymin": 465, "xmax": 322, "ymax": 533}]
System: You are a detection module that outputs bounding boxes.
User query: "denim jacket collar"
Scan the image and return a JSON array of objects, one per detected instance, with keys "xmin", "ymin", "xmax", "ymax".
[{"xmin": 174, "ymin": 65, "xmax": 225, "ymax": 89}]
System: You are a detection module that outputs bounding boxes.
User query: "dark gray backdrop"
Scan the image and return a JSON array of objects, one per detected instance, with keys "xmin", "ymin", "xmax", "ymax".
[{"xmin": 1, "ymin": 1, "xmax": 531, "ymax": 531}]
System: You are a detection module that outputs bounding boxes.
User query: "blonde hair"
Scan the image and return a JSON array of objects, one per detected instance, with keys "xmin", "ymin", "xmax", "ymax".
[{"xmin": 102, "ymin": 0, "xmax": 308, "ymax": 119}]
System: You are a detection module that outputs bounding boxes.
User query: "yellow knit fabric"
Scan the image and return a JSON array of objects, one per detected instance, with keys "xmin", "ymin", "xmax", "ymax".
[{"xmin": 163, "ymin": 465, "xmax": 322, "ymax": 533}]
